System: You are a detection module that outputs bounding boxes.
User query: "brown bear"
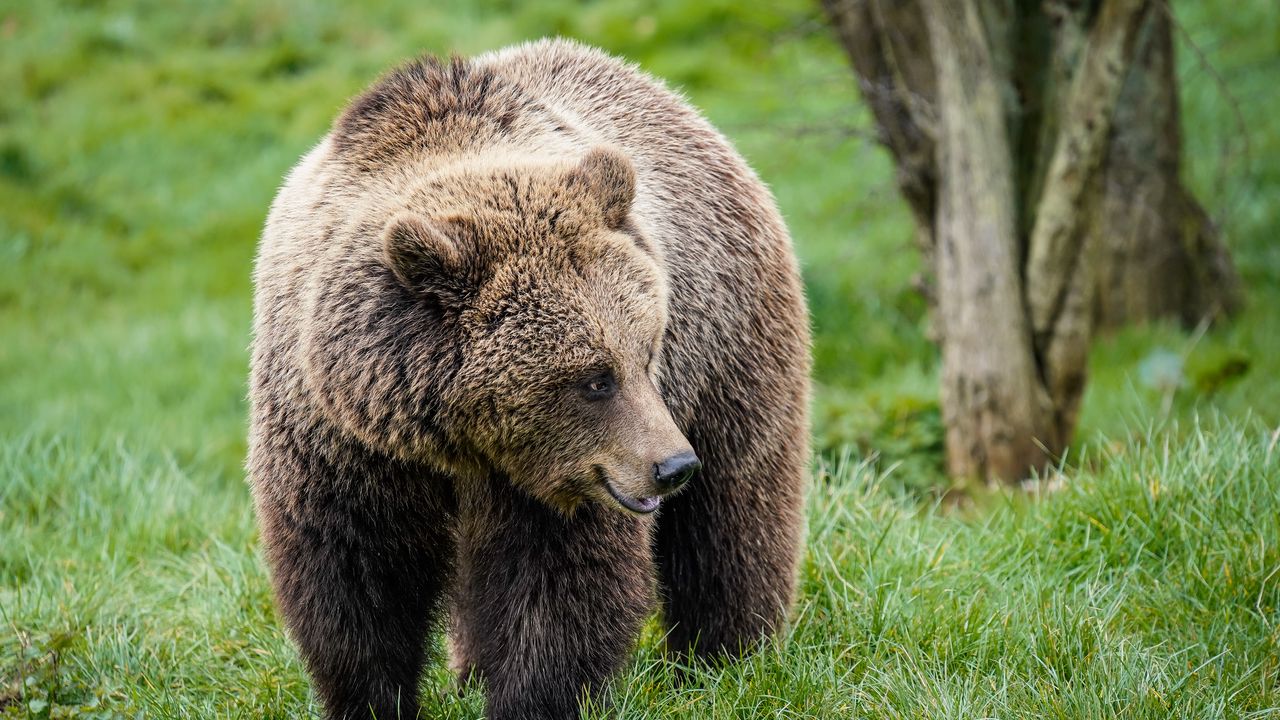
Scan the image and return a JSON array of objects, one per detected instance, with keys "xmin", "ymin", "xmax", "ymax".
[{"xmin": 248, "ymin": 38, "xmax": 810, "ymax": 720}]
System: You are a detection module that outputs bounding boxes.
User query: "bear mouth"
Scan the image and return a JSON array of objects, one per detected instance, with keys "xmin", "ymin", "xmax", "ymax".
[
  {"xmin": 594, "ymin": 466, "xmax": 661, "ymax": 514},
  {"xmin": 604, "ymin": 482, "xmax": 661, "ymax": 514}
]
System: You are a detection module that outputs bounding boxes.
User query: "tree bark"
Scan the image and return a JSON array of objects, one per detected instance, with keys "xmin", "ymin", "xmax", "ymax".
[
  {"xmin": 1088, "ymin": 3, "xmax": 1242, "ymax": 328},
  {"xmin": 1024, "ymin": 0, "xmax": 1150, "ymax": 439},
  {"xmin": 823, "ymin": 0, "xmax": 940, "ymax": 310},
  {"xmin": 923, "ymin": 0, "xmax": 1057, "ymax": 480},
  {"xmin": 821, "ymin": 0, "xmax": 1242, "ymax": 482}
]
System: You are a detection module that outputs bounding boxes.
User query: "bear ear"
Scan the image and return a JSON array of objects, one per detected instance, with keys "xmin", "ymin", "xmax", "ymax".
[
  {"xmin": 382, "ymin": 213, "xmax": 465, "ymax": 300},
  {"xmin": 568, "ymin": 147, "xmax": 636, "ymax": 229}
]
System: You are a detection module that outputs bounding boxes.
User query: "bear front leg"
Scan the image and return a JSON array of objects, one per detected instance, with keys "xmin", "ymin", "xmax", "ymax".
[
  {"xmin": 251, "ymin": 426, "xmax": 456, "ymax": 720},
  {"xmin": 450, "ymin": 476, "xmax": 655, "ymax": 720},
  {"xmin": 654, "ymin": 391, "xmax": 808, "ymax": 660}
]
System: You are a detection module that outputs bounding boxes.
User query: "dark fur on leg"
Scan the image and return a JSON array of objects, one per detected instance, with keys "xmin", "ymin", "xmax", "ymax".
[
  {"xmin": 253, "ymin": 422, "xmax": 456, "ymax": 720},
  {"xmin": 450, "ymin": 476, "xmax": 655, "ymax": 720},
  {"xmin": 655, "ymin": 385, "xmax": 807, "ymax": 660}
]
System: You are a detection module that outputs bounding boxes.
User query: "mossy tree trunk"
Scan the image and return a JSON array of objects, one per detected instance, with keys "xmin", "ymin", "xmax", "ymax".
[{"xmin": 822, "ymin": 0, "xmax": 1241, "ymax": 483}]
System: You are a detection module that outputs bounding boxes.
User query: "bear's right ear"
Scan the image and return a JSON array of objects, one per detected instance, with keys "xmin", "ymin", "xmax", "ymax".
[{"xmin": 382, "ymin": 213, "xmax": 465, "ymax": 301}]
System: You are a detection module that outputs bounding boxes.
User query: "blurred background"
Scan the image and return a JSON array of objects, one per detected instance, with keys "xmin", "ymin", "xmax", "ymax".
[{"xmin": 1, "ymin": 1, "xmax": 1277, "ymax": 717}]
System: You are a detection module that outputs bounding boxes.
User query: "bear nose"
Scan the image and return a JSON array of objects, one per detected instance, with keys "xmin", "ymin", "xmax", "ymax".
[{"xmin": 654, "ymin": 451, "xmax": 701, "ymax": 492}]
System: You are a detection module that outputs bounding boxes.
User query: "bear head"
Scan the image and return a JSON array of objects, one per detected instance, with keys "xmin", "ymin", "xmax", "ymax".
[{"xmin": 383, "ymin": 148, "xmax": 699, "ymax": 515}]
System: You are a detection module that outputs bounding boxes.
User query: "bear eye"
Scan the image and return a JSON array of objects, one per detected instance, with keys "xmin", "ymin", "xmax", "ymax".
[{"xmin": 580, "ymin": 372, "xmax": 617, "ymax": 401}]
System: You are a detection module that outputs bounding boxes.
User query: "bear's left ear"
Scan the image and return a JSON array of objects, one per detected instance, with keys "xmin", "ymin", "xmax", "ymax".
[
  {"xmin": 567, "ymin": 147, "xmax": 636, "ymax": 229},
  {"xmin": 382, "ymin": 213, "xmax": 468, "ymax": 303}
]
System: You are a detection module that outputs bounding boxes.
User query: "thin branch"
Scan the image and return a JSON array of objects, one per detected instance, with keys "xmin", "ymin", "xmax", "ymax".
[
  {"xmin": 1160, "ymin": 1, "xmax": 1254, "ymax": 228},
  {"xmin": 719, "ymin": 119, "xmax": 880, "ymax": 143}
]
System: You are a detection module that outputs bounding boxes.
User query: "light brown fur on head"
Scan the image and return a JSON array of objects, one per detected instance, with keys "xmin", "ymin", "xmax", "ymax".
[{"xmin": 369, "ymin": 148, "xmax": 689, "ymax": 511}]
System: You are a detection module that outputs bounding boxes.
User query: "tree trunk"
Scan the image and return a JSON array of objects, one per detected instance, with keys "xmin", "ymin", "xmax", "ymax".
[
  {"xmin": 823, "ymin": 0, "xmax": 940, "ymax": 310},
  {"xmin": 1089, "ymin": 3, "xmax": 1242, "ymax": 328},
  {"xmin": 821, "ymin": 0, "xmax": 1241, "ymax": 482},
  {"xmin": 924, "ymin": 0, "xmax": 1058, "ymax": 480}
]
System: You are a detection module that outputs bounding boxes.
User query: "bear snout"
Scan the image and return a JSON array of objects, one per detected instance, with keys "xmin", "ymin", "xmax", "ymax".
[
  {"xmin": 653, "ymin": 450, "xmax": 700, "ymax": 493},
  {"xmin": 594, "ymin": 448, "xmax": 699, "ymax": 516}
]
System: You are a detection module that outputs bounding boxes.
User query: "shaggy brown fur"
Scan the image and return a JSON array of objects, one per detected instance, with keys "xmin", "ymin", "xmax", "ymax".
[{"xmin": 248, "ymin": 39, "xmax": 810, "ymax": 720}]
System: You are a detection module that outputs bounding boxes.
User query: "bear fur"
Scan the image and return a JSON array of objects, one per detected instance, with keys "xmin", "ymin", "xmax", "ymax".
[{"xmin": 248, "ymin": 39, "xmax": 810, "ymax": 720}]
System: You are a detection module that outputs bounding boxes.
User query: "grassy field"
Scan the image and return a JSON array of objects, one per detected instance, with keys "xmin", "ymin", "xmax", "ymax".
[{"xmin": 1, "ymin": 0, "xmax": 1278, "ymax": 717}]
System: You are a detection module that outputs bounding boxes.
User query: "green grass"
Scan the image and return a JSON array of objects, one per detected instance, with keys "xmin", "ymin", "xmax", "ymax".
[
  {"xmin": 1, "ymin": 0, "xmax": 1278, "ymax": 717},
  {"xmin": 5, "ymin": 422, "xmax": 1278, "ymax": 717}
]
